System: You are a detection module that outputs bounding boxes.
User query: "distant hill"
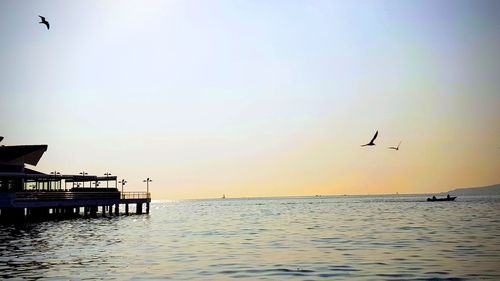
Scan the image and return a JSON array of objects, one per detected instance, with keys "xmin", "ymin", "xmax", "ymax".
[{"xmin": 442, "ymin": 183, "xmax": 500, "ymax": 196}]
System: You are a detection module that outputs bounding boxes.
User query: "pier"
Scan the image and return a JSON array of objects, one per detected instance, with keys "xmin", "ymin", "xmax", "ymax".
[{"xmin": 0, "ymin": 140, "xmax": 151, "ymax": 223}]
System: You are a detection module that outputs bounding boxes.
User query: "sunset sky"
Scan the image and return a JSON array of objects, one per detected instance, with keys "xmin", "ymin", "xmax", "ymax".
[{"xmin": 1, "ymin": 0, "xmax": 499, "ymax": 199}]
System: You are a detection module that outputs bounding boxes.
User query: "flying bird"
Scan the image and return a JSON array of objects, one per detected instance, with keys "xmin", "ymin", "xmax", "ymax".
[
  {"xmin": 388, "ymin": 141, "xmax": 402, "ymax": 151},
  {"xmin": 39, "ymin": 16, "xmax": 50, "ymax": 30},
  {"xmin": 361, "ymin": 130, "xmax": 378, "ymax": 147}
]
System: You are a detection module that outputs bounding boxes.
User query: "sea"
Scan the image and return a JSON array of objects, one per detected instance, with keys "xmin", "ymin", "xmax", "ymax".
[{"xmin": 1, "ymin": 195, "xmax": 500, "ymax": 280}]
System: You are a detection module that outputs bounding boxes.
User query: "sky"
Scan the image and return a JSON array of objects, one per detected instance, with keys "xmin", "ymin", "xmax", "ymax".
[{"xmin": 1, "ymin": 0, "xmax": 499, "ymax": 199}]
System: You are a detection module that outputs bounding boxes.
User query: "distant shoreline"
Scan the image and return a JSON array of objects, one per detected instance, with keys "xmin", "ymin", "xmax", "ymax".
[
  {"xmin": 437, "ymin": 183, "xmax": 500, "ymax": 196},
  {"xmin": 152, "ymin": 183, "xmax": 500, "ymax": 201}
]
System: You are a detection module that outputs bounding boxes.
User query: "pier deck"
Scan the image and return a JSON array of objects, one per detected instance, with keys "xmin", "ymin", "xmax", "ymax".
[{"xmin": 0, "ymin": 191, "xmax": 151, "ymax": 222}]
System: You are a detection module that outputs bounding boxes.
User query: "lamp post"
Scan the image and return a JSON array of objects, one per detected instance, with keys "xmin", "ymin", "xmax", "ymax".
[
  {"xmin": 104, "ymin": 172, "xmax": 112, "ymax": 188},
  {"xmin": 119, "ymin": 179, "xmax": 127, "ymax": 195},
  {"xmin": 143, "ymin": 178, "xmax": 152, "ymax": 194},
  {"xmin": 79, "ymin": 171, "xmax": 88, "ymax": 188}
]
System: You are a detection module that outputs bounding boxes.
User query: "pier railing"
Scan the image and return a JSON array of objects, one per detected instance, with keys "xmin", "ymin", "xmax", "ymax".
[
  {"xmin": 121, "ymin": 192, "xmax": 151, "ymax": 200},
  {"xmin": 13, "ymin": 191, "xmax": 150, "ymax": 202},
  {"xmin": 15, "ymin": 191, "xmax": 120, "ymax": 202}
]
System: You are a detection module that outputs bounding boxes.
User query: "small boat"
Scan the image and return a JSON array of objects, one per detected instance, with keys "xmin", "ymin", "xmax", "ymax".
[
  {"xmin": 427, "ymin": 196, "xmax": 456, "ymax": 202},
  {"xmin": 222, "ymin": 194, "xmax": 225, "ymax": 199}
]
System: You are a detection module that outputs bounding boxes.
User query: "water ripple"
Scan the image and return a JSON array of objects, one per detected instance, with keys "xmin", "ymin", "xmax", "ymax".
[{"xmin": 1, "ymin": 195, "xmax": 500, "ymax": 280}]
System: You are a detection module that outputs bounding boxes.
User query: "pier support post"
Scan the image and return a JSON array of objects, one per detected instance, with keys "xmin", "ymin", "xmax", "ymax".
[
  {"xmin": 114, "ymin": 204, "xmax": 119, "ymax": 216},
  {"xmin": 90, "ymin": 206, "xmax": 97, "ymax": 217},
  {"xmin": 125, "ymin": 204, "xmax": 129, "ymax": 215},
  {"xmin": 29, "ymin": 208, "xmax": 50, "ymax": 220},
  {"xmin": 0, "ymin": 208, "xmax": 25, "ymax": 223},
  {"xmin": 65, "ymin": 207, "xmax": 74, "ymax": 217},
  {"xmin": 108, "ymin": 205, "xmax": 113, "ymax": 216},
  {"xmin": 43, "ymin": 207, "xmax": 50, "ymax": 219},
  {"xmin": 102, "ymin": 206, "xmax": 106, "ymax": 217},
  {"xmin": 146, "ymin": 203, "xmax": 150, "ymax": 214},
  {"xmin": 137, "ymin": 203, "xmax": 143, "ymax": 214}
]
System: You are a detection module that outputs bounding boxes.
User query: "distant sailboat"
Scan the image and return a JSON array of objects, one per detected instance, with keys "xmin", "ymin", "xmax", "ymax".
[{"xmin": 222, "ymin": 194, "xmax": 226, "ymax": 199}]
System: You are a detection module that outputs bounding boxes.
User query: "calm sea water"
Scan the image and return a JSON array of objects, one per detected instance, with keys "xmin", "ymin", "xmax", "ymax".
[{"xmin": 1, "ymin": 196, "xmax": 500, "ymax": 280}]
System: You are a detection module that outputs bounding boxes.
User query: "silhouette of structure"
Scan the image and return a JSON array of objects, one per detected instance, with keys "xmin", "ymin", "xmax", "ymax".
[
  {"xmin": 388, "ymin": 141, "xmax": 401, "ymax": 151},
  {"xmin": 38, "ymin": 16, "xmax": 50, "ymax": 30},
  {"xmin": 0, "ymin": 138, "xmax": 151, "ymax": 223},
  {"xmin": 361, "ymin": 130, "xmax": 378, "ymax": 147}
]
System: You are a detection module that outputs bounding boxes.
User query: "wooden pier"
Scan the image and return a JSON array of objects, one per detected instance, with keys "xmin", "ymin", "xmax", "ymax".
[
  {"xmin": 0, "ymin": 138, "xmax": 152, "ymax": 223},
  {"xmin": 0, "ymin": 190, "xmax": 151, "ymax": 223}
]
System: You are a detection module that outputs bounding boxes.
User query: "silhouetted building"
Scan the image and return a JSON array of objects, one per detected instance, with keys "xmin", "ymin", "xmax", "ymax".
[
  {"xmin": 0, "ymin": 144, "xmax": 48, "ymax": 191},
  {"xmin": 0, "ymin": 139, "xmax": 150, "ymax": 222}
]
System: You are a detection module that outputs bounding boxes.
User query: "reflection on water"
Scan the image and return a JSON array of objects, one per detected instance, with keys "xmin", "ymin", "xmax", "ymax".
[{"xmin": 1, "ymin": 196, "xmax": 500, "ymax": 280}]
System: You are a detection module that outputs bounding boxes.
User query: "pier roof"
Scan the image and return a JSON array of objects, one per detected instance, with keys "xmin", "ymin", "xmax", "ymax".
[{"xmin": 0, "ymin": 145, "xmax": 48, "ymax": 166}]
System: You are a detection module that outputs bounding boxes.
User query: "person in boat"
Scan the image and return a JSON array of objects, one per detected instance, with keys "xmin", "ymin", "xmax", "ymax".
[
  {"xmin": 432, "ymin": 196, "xmax": 436, "ymax": 200},
  {"xmin": 447, "ymin": 194, "xmax": 450, "ymax": 199}
]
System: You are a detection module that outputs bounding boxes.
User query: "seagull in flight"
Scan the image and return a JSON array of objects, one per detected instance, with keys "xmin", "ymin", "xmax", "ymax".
[
  {"xmin": 39, "ymin": 16, "xmax": 50, "ymax": 30},
  {"xmin": 361, "ymin": 130, "xmax": 378, "ymax": 147},
  {"xmin": 388, "ymin": 141, "xmax": 402, "ymax": 151}
]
